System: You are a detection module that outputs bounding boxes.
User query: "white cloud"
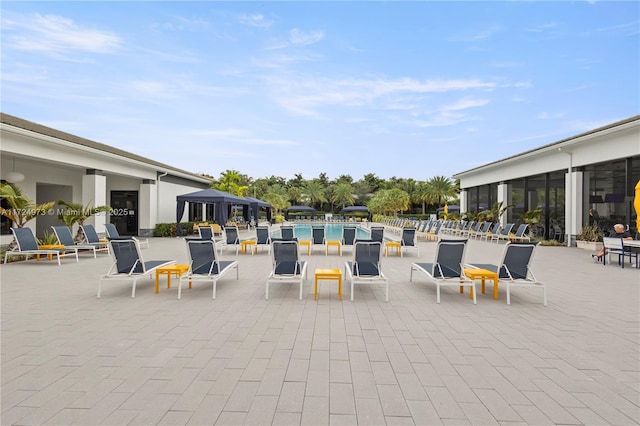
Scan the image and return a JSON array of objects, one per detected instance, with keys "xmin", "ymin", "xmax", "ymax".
[
  {"xmin": 538, "ymin": 112, "xmax": 565, "ymax": 120},
  {"xmin": 442, "ymin": 98, "xmax": 490, "ymax": 112},
  {"xmin": 154, "ymin": 16, "xmax": 209, "ymax": 32},
  {"xmin": 289, "ymin": 28, "xmax": 324, "ymax": 46},
  {"xmin": 239, "ymin": 14, "xmax": 273, "ymax": 29},
  {"xmin": 448, "ymin": 25, "xmax": 502, "ymax": 42},
  {"xmin": 3, "ymin": 13, "xmax": 121, "ymax": 55}
]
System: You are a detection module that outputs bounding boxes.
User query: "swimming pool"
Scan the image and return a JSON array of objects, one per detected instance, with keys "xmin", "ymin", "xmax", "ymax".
[{"xmin": 273, "ymin": 223, "xmax": 370, "ymax": 241}]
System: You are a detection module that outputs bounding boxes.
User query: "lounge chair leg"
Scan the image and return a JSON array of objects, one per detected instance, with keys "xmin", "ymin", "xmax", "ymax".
[
  {"xmin": 472, "ymin": 284, "xmax": 477, "ymax": 305},
  {"xmin": 97, "ymin": 280, "xmax": 102, "ymax": 298},
  {"xmin": 212, "ymin": 280, "xmax": 217, "ymax": 300},
  {"xmin": 131, "ymin": 280, "xmax": 136, "ymax": 298},
  {"xmin": 299, "ymin": 281, "xmax": 303, "ymax": 300},
  {"xmin": 265, "ymin": 282, "xmax": 269, "ymax": 300},
  {"xmin": 350, "ymin": 280, "xmax": 354, "ymax": 302},
  {"xmin": 436, "ymin": 286, "xmax": 441, "ymax": 304},
  {"xmin": 506, "ymin": 287, "xmax": 511, "ymax": 305},
  {"xmin": 178, "ymin": 277, "xmax": 183, "ymax": 299},
  {"xmin": 543, "ymin": 288, "xmax": 547, "ymax": 307}
]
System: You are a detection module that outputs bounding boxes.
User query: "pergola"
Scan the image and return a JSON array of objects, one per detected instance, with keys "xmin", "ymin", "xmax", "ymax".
[
  {"xmin": 284, "ymin": 206, "xmax": 316, "ymax": 220},
  {"xmin": 176, "ymin": 189, "xmax": 249, "ymax": 235}
]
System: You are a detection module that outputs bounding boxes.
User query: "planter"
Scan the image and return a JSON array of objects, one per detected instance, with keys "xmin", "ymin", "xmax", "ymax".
[{"xmin": 576, "ymin": 240, "xmax": 603, "ymax": 251}]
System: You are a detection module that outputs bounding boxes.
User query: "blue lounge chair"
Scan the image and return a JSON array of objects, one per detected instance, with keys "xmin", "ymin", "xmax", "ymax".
[
  {"xmin": 341, "ymin": 226, "xmax": 357, "ymax": 254},
  {"xmin": 80, "ymin": 224, "xmax": 110, "ymax": 254},
  {"xmin": 4, "ymin": 227, "xmax": 78, "ymax": 266},
  {"xmin": 104, "ymin": 223, "xmax": 149, "ymax": 248},
  {"xmin": 410, "ymin": 239, "xmax": 476, "ymax": 304},
  {"xmin": 280, "ymin": 226, "xmax": 295, "ymax": 241},
  {"xmin": 99, "ymin": 238, "xmax": 174, "ymax": 298},
  {"xmin": 179, "ymin": 238, "xmax": 239, "ymax": 299},
  {"xmin": 311, "ymin": 226, "xmax": 326, "ymax": 254},
  {"xmin": 369, "ymin": 226, "xmax": 385, "ymax": 243},
  {"xmin": 255, "ymin": 226, "xmax": 272, "ymax": 254},
  {"xmin": 400, "ymin": 227, "xmax": 419, "ymax": 257},
  {"xmin": 51, "ymin": 225, "xmax": 101, "ymax": 258},
  {"xmin": 266, "ymin": 240, "xmax": 307, "ymax": 300},
  {"xmin": 345, "ymin": 241, "xmax": 388, "ymax": 302}
]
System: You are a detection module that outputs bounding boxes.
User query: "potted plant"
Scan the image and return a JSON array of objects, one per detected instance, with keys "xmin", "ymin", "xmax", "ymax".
[
  {"xmin": 523, "ymin": 207, "xmax": 543, "ymax": 238},
  {"xmin": 576, "ymin": 223, "xmax": 603, "ymax": 251}
]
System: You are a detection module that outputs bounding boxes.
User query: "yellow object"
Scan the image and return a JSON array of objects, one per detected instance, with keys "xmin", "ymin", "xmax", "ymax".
[
  {"xmin": 241, "ymin": 240, "xmax": 257, "ymax": 254},
  {"xmin": 326, "ymin": 240, "xmax": 341, "ymax": 256},
  {"xmin": 634, "ymin": 179, "xmax": 640, "ymax": 231},
  {"xmin": 384, "ymin": 241, "xmax": 401, "ymax": 257},
  {"xmin": 155, "ymin": 264, "xmax": 190, "ymax": 293},
  {"xmin": 36, "ymin": 244, "xmax": 65, "ymax": 261},
  {"xmin": 463, "ymin": 268, "xmax": 499, "ymax": 300},
  {"xmin": 299, "ymin": 240, "xmax": 311, "ymax": 255},
  {"xmin": 314, "ymin": 268, "xmax": 343, "ymax": 301}
]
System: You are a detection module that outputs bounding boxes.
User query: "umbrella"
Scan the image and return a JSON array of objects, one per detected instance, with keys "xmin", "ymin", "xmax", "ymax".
[
  {"xmin": 444, "ymin": 204, "xmax": 449, "ymax": 215},
  {"xmin": 635, "ymin": 179, "xmax": 640, "ymax": 230}
]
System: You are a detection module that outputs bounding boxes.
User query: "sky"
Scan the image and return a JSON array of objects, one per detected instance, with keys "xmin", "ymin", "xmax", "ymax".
[{"xmin": 1, "ymin": 1, "xmax": 639, "ymax": 183}]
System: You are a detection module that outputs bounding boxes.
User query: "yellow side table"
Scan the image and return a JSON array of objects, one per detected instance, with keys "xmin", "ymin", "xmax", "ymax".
[
  {"xmin": 37, "ymin": 244, "xmax": 65, "ymax": 261},
  {"xmin": 463, "ymin": 268, "xmax": 499, "ymax": 300},
  {"xmin": 155, "ymin": 264, "xmax": 190, "ymax": 294},
  {"xmin": 326, "ymin": 240, "xmax": 341, "ymax": 256},
  {"xmin": 241, "ymin": 240, "xmax": 257, "ymax": 254},
  {"xmin": 299, "ymin": 240, "xmax": 311, "ymax": 255},
  {"xmin": 314, "ymin": 268, "xmax": 343, "ymax": 300},
  {"xmin": 384, "ymin": 241, "xmax": 401, "ymax": 257}
]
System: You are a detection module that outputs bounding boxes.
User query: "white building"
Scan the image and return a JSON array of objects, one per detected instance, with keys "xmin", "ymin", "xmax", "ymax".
[
  {"xmin": 453, "ymin": 115, "xmax": 640, "ymax": 245},
  {"xmin": 1, "ymin": 113, "xmax": 211, "ymax": 244}
]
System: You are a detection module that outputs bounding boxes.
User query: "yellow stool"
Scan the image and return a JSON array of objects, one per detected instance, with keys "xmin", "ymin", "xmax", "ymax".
[
  {"xmin": 155, "ymin": 264, "xmax": 190, "ymax": 293},
  {"xmin": 299, "ymin": 240, "xmax": 311, "ymax": 255},
  {"xmin": 314, "ymin": 268, "xmax": 343, "ymax": 300},
  {"xmin": 241, "ymin": 240, "xmax": 257, "ymax": 254},
  {"xmin": 463, "ymin": 268, "xmax": 499, "ymax": 300},
  {"xmin": 326, "ymin": 240, "xmax": 341, "ymax": 256},
  {"xmin": 385, "ymin": 241, "xmax": 401, "ymax": 257}
]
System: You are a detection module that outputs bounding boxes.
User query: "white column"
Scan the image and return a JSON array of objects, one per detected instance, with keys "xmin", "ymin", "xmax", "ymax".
[
  {"xmin": 82, "ymin": 170, "xmax": 107, "ymax": 231},
  {"xmin": 497, "ymin": 183, "xmax": 509, "ymax": 226},
  {"xmin": 459, "ymin": 190, "xmax": 468, "ymax": 214},
  {"xmin": 566, "ymin": 171, "xmax": 583, "ymax": 246},
  {"xmin": 139, "ymin": 179, "xmax": 157, "ymax": 237}
]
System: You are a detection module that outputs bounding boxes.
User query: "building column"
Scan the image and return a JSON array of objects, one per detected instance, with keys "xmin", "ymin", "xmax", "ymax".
[
  {"xmin": 459, "ymin": 190, "xmax": 468, "ymax": 214},
  {"xmin": 82, "ymin": 169, "xmax": 107, "ymax": 232},
  {"xmin": 497, "ymin": 182, "xmax": 509, "ymax": 226},
  {"xmin": 566, "ymin": 171, "xmax": 583, "ymax": 246},
  {"xmin": 139, "ymin": 179, "xmax": 157, "ymax": 237}
]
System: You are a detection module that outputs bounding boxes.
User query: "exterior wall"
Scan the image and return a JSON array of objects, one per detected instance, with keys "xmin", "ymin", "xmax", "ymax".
[{"xmin": 1, "ymin": 118, "xmax": 210, "ymax": 244}]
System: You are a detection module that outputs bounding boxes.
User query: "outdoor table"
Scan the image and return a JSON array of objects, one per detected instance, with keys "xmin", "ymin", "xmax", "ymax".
[
  {"xmin": 463, "ymin": 268, "xmax": 499, "ymax": 300},
  {"xmin": 314, "ymin": 268, "xmax": 342, "ymax": 301},
  {"xmin": 37, "ymin": 244, "xmax": 65, "ymax": 261},
  {"xmin": 299, "ymin": 240, "xmax": 311, "ymax": 255},
  {"xmin": 385, "ymin": 241, "xmax": 401, "ymax": 257},
  {"xmin": 155, "ymin": 264, "xmax": 190, "ymax": 294},
  {"xmin": 326, "ymin": 240, "xmax": 341, "ymax": 256},
  {"xmin": 241, "ymin": 240, "xmax": 257, "ymax": 254}
]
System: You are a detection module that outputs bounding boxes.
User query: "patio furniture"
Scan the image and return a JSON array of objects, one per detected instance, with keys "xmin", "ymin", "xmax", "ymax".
[
  {"xmin": 345, "ymin": 241, "xmax": 388, "ymax": 302},
  {"xmin": 104, "ymin": 223, "xmax": 150, "ymax": 248},
  {"xmin": 179, "ymin": 238, "xmax": 239, "ymax": 299},
  {"xmin": 51, "ymin": 225, "xmax": 101, "ymax": 258},
  {"xmin": 314, "ymin": 268, "xmax": 343, "ymax": 300},
  {"xmin": 266, "ymin": 240, "xmax": 307, "ymax": 300},
  {"xmin": 4, "ymin": 227, "xmax": 78, "ymax": 266},
  {"xmin": 80, "ymin": 224, "xmax": 110, "ymax": 254}
]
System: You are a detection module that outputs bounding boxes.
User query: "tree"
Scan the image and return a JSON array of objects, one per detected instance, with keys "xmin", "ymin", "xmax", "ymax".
[
  {"xmin": 57, "ymin": 200, "xmax": 111, "ymax": 242},
  {"xmin": 425, "ymin": 176, "xmax": 457, "ymax": 207},
  {"xmin": 333, "ymin": 182, "xmax": 355, "ymax": 209},
  {"xmin": 368, "ymin": 188, "xmax": 409, "ymax": 217},
  {"xmin": 0, "ymin": 183, "xmax": 55, "ymax": 249},
  {"xmin": 415, "ymin": 181, "xmax": 437, "ymax": 215},
  {"xmin": 287, "ymin": 186, "xmax": 303, "ymax": 206},
  {"xmin": 304, "ymin": 181, "xmax": 326, "ymax": 210},
  {"xmin": 213, "ymin": 169, "xmax": 249, "ymax": 197}
]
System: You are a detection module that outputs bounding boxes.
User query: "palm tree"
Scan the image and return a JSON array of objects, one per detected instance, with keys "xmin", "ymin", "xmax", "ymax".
[
  {"xmin": 0, "ymin": 183, "xmax": 55, "ymax": 249},
  {"xmin": 287, "ymin": 186, "xmax": 303, "ymax": 206},
  {"xmin": 426, "ymin": 176, "xmax": 457, "ymax": 207},
  {"xmin": 414, "ymin": 181, "xmax": 436, "ymax": 215},
  {"xmin": 57, "ymin": 200, "xmax": 111, "ymax": 242},
  {"xmin": 213, "ymin": 170, "xmax": 249, "ymax": 197},
  {"xmin": 333, "ymin": 182, "xmax": 355, "ymax": 209},
  {"xmin": 304, "ymin": 181, "xmax": 326, "ymax": 210}
]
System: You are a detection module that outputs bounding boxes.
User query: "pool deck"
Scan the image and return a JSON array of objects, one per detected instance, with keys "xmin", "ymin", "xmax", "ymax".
[{"xmin": 1, "ymin": 225, "xmax": 639, "ymax": 425}]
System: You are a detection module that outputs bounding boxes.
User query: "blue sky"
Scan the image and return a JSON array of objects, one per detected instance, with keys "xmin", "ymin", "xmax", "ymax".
[{"xmin": 2, "ymin": 1, "xmax": 639, "ymax": 182}]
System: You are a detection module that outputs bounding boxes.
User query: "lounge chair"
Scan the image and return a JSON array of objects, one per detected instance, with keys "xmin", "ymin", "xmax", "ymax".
[
  {"xmin": 491, "ymin": 223, "xmax": 514, "ymax": 243},
  {"xmin": 266, "ymin": 240, "xmax": 308, "ymax": 300},
  {"xmin": 51, "ymin": 225, "xmax": 101, "ymax": 258},
  {"xmin": 4, "ymin": 227, "xmax": 78, "ymax": 266},
  {"xmin": 400, "ymin": 227, "xmax": 419, "ymax": 257},
  {"xmin": 179, "ymin": 238, "xmax": 239, "ymax": 299},
  {"xmin": 345, "ymin": 241, "xmax": 388, "ymax": 302},
  {"xmin": 480, "ymin": 222, "xmax": 501, "ymax": 241},
  {"xmin": 104, "ymin": 223, "xmax": 150, "ymax": 248},
  {"xmin": 255, "ymin": 226, "xmax": 272, "ymax": 254},
  {"xmin": 80, "ymin": 224, "xmax": 110, "ymax": 254},
  {"xmin": 341, "ymin": 226, "xmax": 357, "ymax": 254},
  {"xmin": 467, "ymin": 241, "xmax": 546, "ymax": 305},
  {"xmin": 410, "ymin": 239, "xmax": 476, "ymax": 304},
  {"xmin": 198, "ymin": 225, "xmax": 224, "ymax": 254},
  {"xmin": 221, "ymin": 225, "xmax": 243, "ymax": 254},
  {"xmin": 311, "ymin": 226, "xmax": 326, "ymax": 254},
  {"xmin": 369, "ymin": 226, "xmax": 385, "ymax": 243},
  {"xmin": 280, "ymin": 226, "xmax": 295, "ymax": 241},
  {"xmin": 508, "ymin": 224, "xmax": 531, "ymax": 242},
  {"xmin": 98, "ymin": 238, "xmax": 174, "ymax": 298}
]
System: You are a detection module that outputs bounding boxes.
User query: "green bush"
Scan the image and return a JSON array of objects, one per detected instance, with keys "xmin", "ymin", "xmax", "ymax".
[{"xmin": 154, "ymin": 222, "xmax": 196, "ymax": 237}]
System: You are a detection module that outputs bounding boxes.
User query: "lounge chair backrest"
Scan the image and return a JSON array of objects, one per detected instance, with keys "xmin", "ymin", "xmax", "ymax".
[
  {"xmin": 433, "ymin": 239, "xmax": 467, "ymax": 278},
  {"xmin": 186, "ymin": 239, "xmax": 220, "ymax": 275},
  {"xmin": 198, "ymin": 226, "xmax": 214, "ymax": 240},
  {"xmin": 501, "ymin": 223, "xmax": 514, "ymax": 236},
  {"xmin": 109, "ymin": 239, "xmax": 143, "ymax": 274},
  {"xmin": 489, "ymin": 222, "xmax": 501, "ymax": 234},
  {"xmin": 370, "ymin": 227, "xmax": 384, "ymax": 243},
  {"xmin": 514, "ymin": 224, "xmax": 528, "ymax": 237},
  {"xmin": 105, "ymin": 223, "xmax": 120, "ymax": 238},
  {"xmin": 480, "ymin": 222, "xmax": 492, "ymax": 233},
  {"xmin": 401, "ymin": 228, "xmax": 416, "ymax": 246},
  {"xmin": 11, "ymin": 227, "xmax": 39, "ymax": 251},
  {"xmin": 52, "ymin": 226, "xmax": 75, "ymax": 246},
  {"xmin": 81, "ymin": 224, "xmax": 101, "ymax": 243},
  {"xmin": 500, "ymin": 242, "xmax": 538, "ymax": 279},
  {"xmin": 272, "ymin": 241, "xmax": 302, "ymax": 275},
  {"xmin": 225, "ymin": 226, "xmax": 239, "ymax": 244},
  {"xmin": 352, "ymin": 241, "xmax": 382, "ymax": 277},
  {"xmin": 281, "ymin": 226, "xmax": 295, "ymax": 241},
  {"xmin": 342, "ymin": 227, "xmax": 357, "ymax": 246},
  {"xmin": 256, "ymin": 227, "xmax": 271, "ymax": 244},
  {"xmin": 312, "ymin": 226, "xmax": 325, "ymax": 244}
]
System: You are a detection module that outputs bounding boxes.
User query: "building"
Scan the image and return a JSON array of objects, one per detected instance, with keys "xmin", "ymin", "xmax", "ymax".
[
  {"xmin": 1, "ymin": 113, "xmax": 211, "ymax": 244},
  {"xmin": 453, "ymin": 115, "xmax": 640, "ymax": 245}
]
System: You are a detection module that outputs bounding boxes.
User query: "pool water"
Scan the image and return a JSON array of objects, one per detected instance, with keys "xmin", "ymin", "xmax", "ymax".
[{"xmin": 273, "ymin": 224, "xmax": 369, "ymax": 241}]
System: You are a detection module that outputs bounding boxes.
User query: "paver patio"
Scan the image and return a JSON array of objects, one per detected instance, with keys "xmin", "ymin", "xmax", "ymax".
[{"xmin": 1, "ymin": 226, "xmax": 639, "ymax": 425}]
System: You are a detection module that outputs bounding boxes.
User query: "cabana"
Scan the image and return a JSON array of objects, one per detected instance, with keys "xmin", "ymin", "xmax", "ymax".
[
  {"xmin": 284, "ymin": 206, "xmax": 316, "ymax": 221},
  {"xmin": 341, "ymin": 206, "xmax": 371, "ymax": 221},
  {"xmin": 245, "ymin": 196, "xmax": 273, "ymax": 224},
  {"xmin": 176, "ymin": 189, "xmax": 250, "ymax": 236}
]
